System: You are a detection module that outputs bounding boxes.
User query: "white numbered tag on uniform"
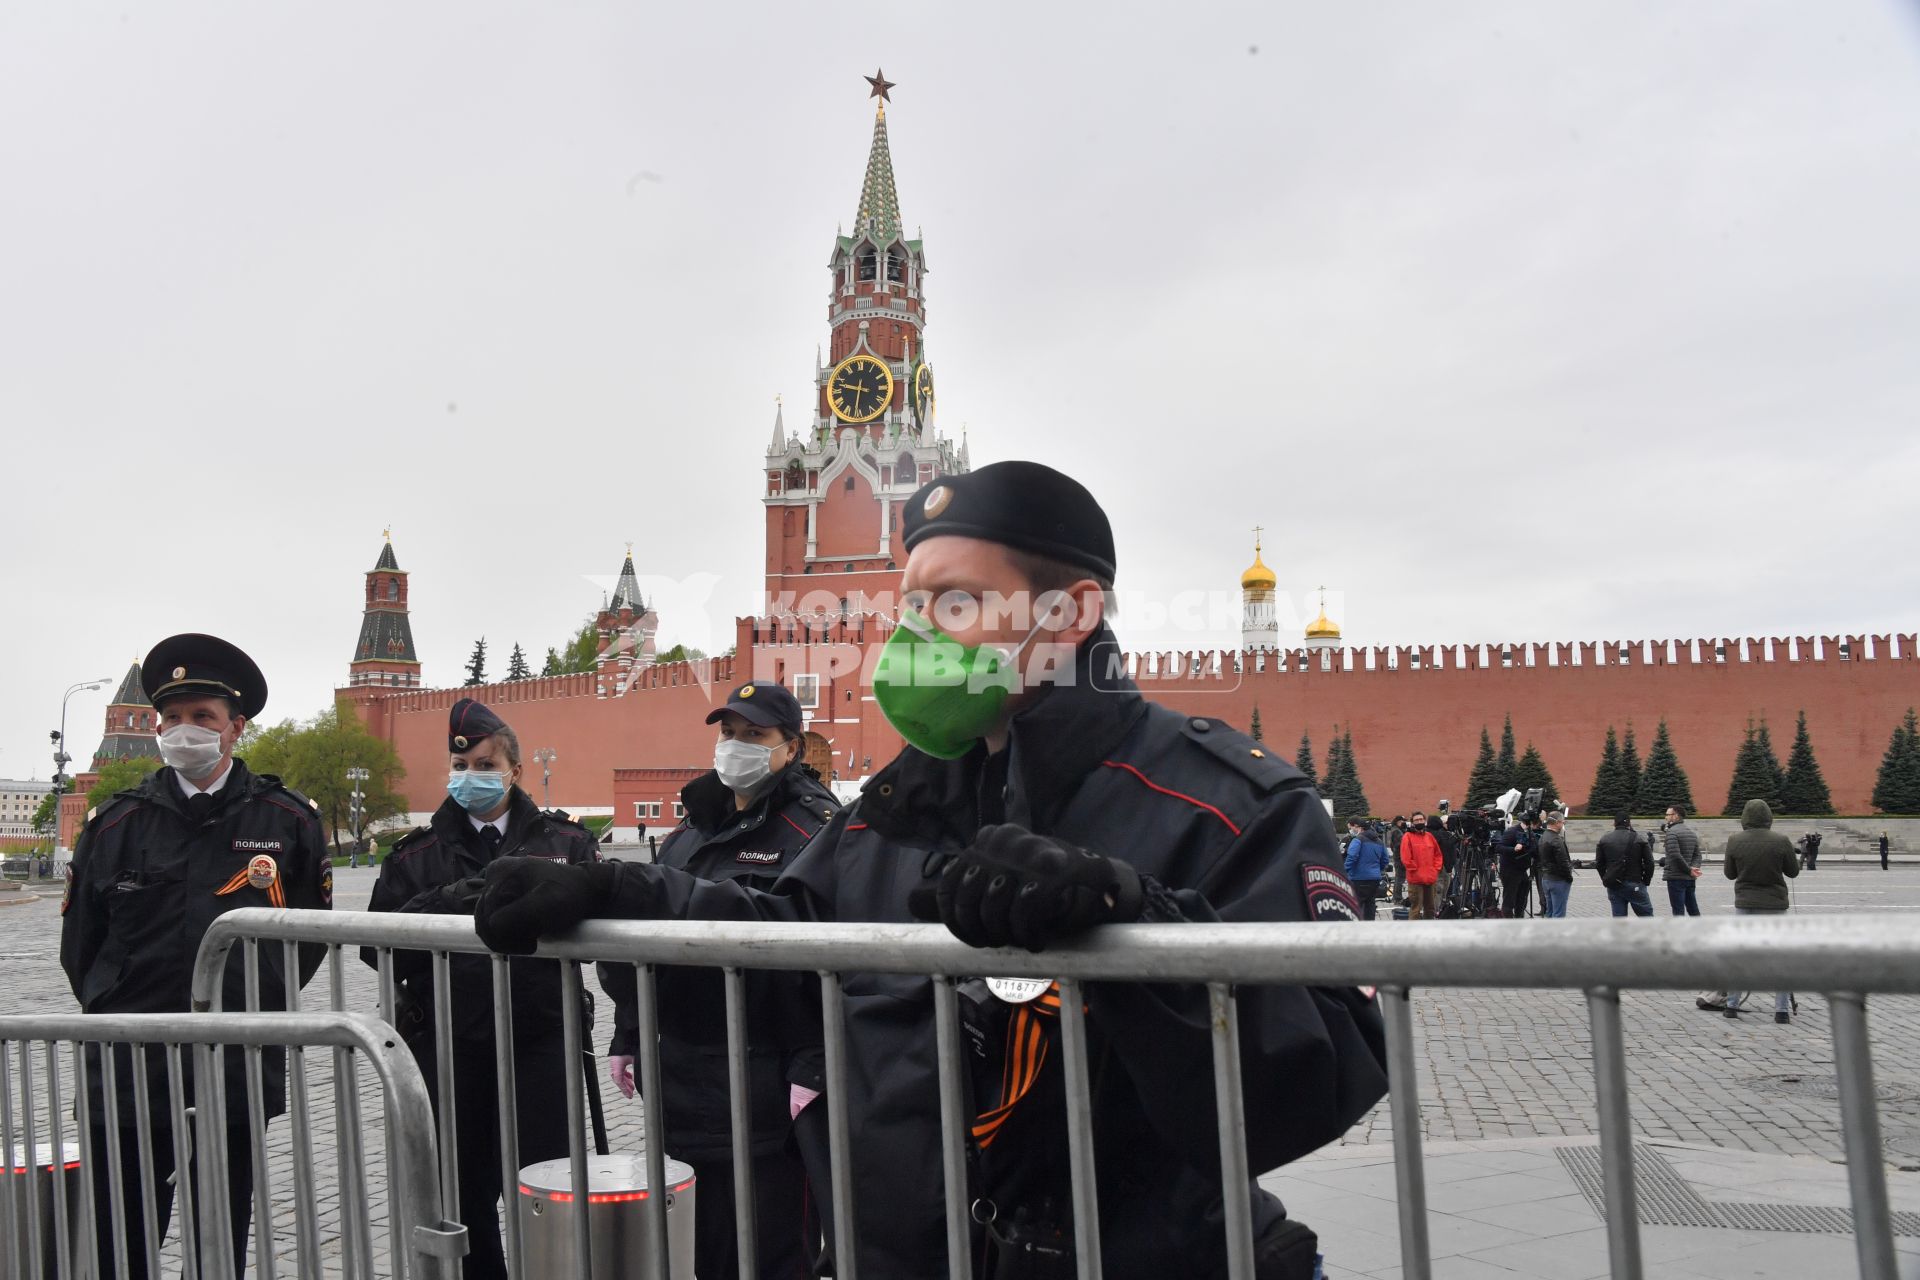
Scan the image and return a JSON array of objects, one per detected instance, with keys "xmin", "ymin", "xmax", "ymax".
[{"xmin": 986, "ymin": 977, "xmax": 1052, "ymax": 1005}]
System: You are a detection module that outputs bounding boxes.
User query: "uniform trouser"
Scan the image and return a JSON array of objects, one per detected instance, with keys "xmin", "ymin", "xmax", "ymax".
[
  {"xmin": 1499, "ymin": 869, "xmax": 1531, "ymax": 918},
  {"xmin": 409, "ymin": 1030, "xmax": 571, "ymax": 1280},
  {"xmin": 678, "ymin": 1146, "xmax": 811, "ymax": 1280},
  {"xmin": 87, "ymin": 1121, "xmax": 253, "ymax": 1279}
]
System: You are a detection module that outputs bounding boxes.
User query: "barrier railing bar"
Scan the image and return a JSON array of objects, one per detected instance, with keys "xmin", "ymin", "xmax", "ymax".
[
  {"xmin": 284, "ymin": 938, "xmax": 323, "ymax": 1276},
  {"xmin": 131, "ymin": 1043, "xmax": 163, "ymax": 1275},
  {"xmin": 1057, "ymin": 977, "xmax": 1102, "ymax": 1280},
  {"xmin": 491, "ymin": 954, "xmax": 526, "ymax": 1280},
  {"xmin": 723, "ymin": 965, "xmax": 760, "ymax": 1280},
  {"xmin": 44, "ymin": 1040, "xmax": 74, "ymax": 1280},
  {"xmin": 1208, "ymin": 983, "xmax": 1255, "ymax": 1280},
  {"xmin": 430, "ymin": 949, "xmax": 461, "ymax": 1222},
  {"xmin": 633, "ymin": 962, "xmax": 671, "ymax": 1280},
  {"xmin": 377, "ymin": 945, "xmax": 412, "ymax": 1274},
  {"xmin": 243, "ymin": 937, "xmax": 278, "ymax": 1280},
  {"xmin": 1379, "ymin": 986, "xmax": 1432, "ymax": 1280},
  {"xmin": 1829, "ymin": 993, "xmax": 1897, "ymax": 1279},
  {"xmin": 0, "ymin": 1042, "xmax": 16, "ymax": 1278},
  {"xmin": 100, "ymin": 1044, "xmax": 131, "ymax": 1280},
  {"xmin": 931, "ymin": 976, "xmax": 974, "ymax": 1280},
  {"xmin": 330, "ymin": 945, "xmax": 375, "ymax": 1280},
  {"xmin": 21, "ymin": 1041, "xmax": 44, "ymax": 1279},
  {"xmin": 194, "ymin": 911, "xmax": 1920, "ymax": 996},
  {"xmin": 197, "ymin": 1035, "xmax": 237, "ymax": 1280},
  {"xmin": 72, "ymin": 1038, "xmax": 102, "ymax": 1280},
  {"xmin": 820, "ymin": 970, "xmax": 860, "ymax": 1280},
  {"xmin": 560, "ymin": 960, "xmax": 595, "ymax": 1280},
  {"xmin": 166, "ymin": 1043, "xmax": 202, "ymax": 1273},
  {"xmin": 1585, "ymin": 987, "xmax": 1643, "ymax": 1280}
]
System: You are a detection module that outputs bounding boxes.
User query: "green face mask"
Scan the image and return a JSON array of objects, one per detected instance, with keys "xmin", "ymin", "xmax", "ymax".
[{"xmin": 872, "ymin": 609, "xmax": 1036, "ymax": 759}]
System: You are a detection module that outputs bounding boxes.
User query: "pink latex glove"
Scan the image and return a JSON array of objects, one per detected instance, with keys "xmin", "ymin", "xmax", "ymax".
[
  {"xmin": 609, "ymin": 1055, "xmax": 635, "ymax": 1099},
  {"xmin": 790, "ymin": 1084, "xmax": 821, "ymax": 1120}
]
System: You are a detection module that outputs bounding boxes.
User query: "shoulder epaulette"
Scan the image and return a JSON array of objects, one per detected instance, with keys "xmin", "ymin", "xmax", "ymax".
[
  {"xmin": 1177, "ymin": 716, "xmax": 1300, "ymax": 793},
  {"xmin": 390, "ymin": 825, "xmax": 435, "ymax": 854}
]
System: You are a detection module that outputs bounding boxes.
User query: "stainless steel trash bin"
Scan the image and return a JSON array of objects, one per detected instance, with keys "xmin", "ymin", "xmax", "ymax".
[
  {"xmin": 4, "ymin": 1141, "xmax": 87, "ymax": 1280},
  {"xmin": 518, "ymin": 1152, "xmax": 695, "ymax": 1279}
]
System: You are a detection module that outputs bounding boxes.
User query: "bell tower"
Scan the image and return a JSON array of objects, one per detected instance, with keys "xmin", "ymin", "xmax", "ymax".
[
  {"xmin": 764, "ymin": 70, "xmax": 967, "ymax": 615},
  {"xmin": 347, "ymin": 531, "xmax": 422, "ymax": 689}
]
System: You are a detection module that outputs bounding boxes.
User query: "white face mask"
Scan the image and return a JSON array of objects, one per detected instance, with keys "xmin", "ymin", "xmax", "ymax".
[
  {"xmin": 714, "ymin": 739, "xmax": 780, "ymax": 796},
  {"xmin": 158, "ymin": 724, "xmax": 227, "ymax": 781}
]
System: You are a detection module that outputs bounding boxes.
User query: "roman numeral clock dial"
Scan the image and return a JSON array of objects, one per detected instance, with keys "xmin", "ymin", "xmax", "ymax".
[{"xmin": 828, "ymin": 354, "xmax": 894, "ymax": 424}]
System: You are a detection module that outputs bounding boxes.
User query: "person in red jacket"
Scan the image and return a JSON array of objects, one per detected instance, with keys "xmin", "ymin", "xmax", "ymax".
[{"xmin": 1400, "ymin": 811, "xmax": 1445, "ymax": 920}]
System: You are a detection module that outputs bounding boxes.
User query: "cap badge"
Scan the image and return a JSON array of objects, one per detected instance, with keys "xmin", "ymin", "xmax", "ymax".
[
  {"xmin": 453, "ymin": 735, "xmax": 469, "ymax": 749},
  {"xmin": 738, "ymin": 685, "xmax": 755, "ymax": 698},
  {"xmin": 246, "ymin": 855, "xmax": 278, "ymax": 891},
  {"xmin": 172, "ymin": 666, "xmax": 187, "ymax": 679},
  {"xmin": 922, "ymin": 484, "xmax": 952, "ymax": 517}
]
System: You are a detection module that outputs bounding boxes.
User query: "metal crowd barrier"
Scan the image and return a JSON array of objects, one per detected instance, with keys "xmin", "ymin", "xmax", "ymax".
[
  {"xmin": 0, "ymin": 1010, "xmax": 464, "ymax": 1280},
  {"xmin": 190, "ymin": 908, "xmax": 1920, "ymax": 1280}
]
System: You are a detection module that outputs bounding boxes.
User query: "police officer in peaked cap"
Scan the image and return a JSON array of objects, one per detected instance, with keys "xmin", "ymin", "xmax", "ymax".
[
  {"xmin": 364, "ymin": 697, "xmax": 601, "ymax": 1280},
  {"xmin": 598, "ymin": 679, "xmax": 839, "ymax": 1280},
  {"xmin": 477, "ymin": 461, "xmax": 1389, "ymax": 1279},
  {"xmin": 61, "ymin": 633, "xmax": 333, "ymax": 1279}
]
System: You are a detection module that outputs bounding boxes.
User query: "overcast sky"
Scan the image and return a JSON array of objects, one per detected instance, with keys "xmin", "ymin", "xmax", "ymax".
[{"xmin": 4, "ymin": 2, "xmax": 1918, "ymax": 776}]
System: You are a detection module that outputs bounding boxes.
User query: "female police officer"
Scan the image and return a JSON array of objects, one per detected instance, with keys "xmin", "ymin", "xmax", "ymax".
[
  {"xmin": 365, "ymin": 697, "xmax": 600, "ymax": 1280},
  {"xmin": 600, "ymin": 680, "xmax": 838, "ymax": 1280}
]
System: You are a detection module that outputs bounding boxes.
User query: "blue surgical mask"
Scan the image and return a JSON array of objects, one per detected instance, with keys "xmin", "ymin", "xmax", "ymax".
[{"xmin": 448, "ymin": 769, "xmax": 510, "ymax": 814}]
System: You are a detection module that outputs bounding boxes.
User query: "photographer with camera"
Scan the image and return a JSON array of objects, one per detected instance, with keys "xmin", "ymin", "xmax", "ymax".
[
  {"xmin": 1537, "ymin": 813, "xmax": 1574, "ymax": 917},
  {"xmin": 1496, "ymin": 814, "xmax": 1534, "ymax": 919}
]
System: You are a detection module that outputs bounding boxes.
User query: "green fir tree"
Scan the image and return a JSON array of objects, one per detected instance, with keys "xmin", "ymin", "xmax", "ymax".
[
  {"xmin": 463, "ymin": 637, "xmax": 488, "ymax": 686},
  {"xmin": 1324, "ymin": 729, "xmax": 1371, "ymax": 821},
  {"xmin": 1778, "ymin": 711, "xmax": 1834, "ymax": 815},
  {"xmin": 1464, "ymin": 727, "xmax": 1503, "ymax": 809},
  {"xmin": 1619, "ymin": 726, "xmax": 1643, "ymax": 811},
  {"xmin": 1585, "ymin": 727, "xmax": 1628, "ymax": 816},
  {"xmin": 1633, "ymin": 720, "xmax": 1695, "ymax": 815},
  {"xmin": 1872, "ymin": 708, "xmax": 1920, "ymax": 815},
  {"xmin": 506, "ymin": 643, "xmax": 531, "ymax": 681},
  {"xmin": 1724, "ymin": 721, "xmax": 1785, "ymax": 816},
  {"xmin": 1294, "ymin": 730, "xmax": 1318, "ymax": 791},
  {"xmin": 1248, "ymin": 705, "xmax": 1264, "ymax": 742},
  {"xmin": 1509, "ymin": 743, "xmax": 1558, "ymax": 805},
  {"xmin": 1495, "ymin": 715, "xmax": 1518, "ymax": 793},
  {"xmin": 1756, "ymin": 720, "xmax": 1786, "ymax": 802},
  {"xmin": 540, "ymin": 647, "xmax": 563, "ymax": 677}
]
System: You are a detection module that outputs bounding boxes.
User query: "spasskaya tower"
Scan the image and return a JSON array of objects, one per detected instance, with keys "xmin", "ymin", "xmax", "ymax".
[{"xmin": 762, "ymin": 70, "xmax": 967, "ymax": 614}]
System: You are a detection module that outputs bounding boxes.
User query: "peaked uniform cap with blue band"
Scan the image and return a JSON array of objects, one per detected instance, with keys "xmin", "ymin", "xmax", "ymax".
[
  {"xmin": 449, "ymin": 697, "xmax": 508, "ymax": 752},
  {"xmin": 901, "ymin": 460, "xmax": 1117, "ymax": 583}
]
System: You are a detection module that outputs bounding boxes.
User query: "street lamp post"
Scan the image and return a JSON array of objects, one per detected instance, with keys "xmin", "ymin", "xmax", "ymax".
[
  {"xmin": 532, "ymin": 748, "xmax": 558, "ymax": 810},
  {"xmin": 50, "ymin": 676, "xmax": 113, "ymax": 854},
  {"xmin": 345, "ymin": 767, "xmax": 370, "ymax": 864}
]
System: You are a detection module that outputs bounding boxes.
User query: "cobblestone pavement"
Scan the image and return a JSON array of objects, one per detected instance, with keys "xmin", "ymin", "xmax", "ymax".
[{"xmin": 4, "ymin": 864, "xmax": 1917, "ymax": 1273}]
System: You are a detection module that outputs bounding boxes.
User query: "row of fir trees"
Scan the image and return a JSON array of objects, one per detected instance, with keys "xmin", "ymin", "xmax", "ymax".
[{"xmin": 1249, "ymin": 708, "xmax": 1371, "ymax": 823}]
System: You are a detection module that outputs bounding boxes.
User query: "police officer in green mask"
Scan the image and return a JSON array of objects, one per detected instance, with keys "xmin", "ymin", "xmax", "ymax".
[{"xmin": 475, "ymin": 461, "xmax": 1387, "ymax": 1280}]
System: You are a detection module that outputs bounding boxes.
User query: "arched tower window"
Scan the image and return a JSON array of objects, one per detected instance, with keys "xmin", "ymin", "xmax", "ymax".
[
  {"xmin": 386, "ymin": 578, "xmax": 399, "ymax": 602},
  {"xmin": 856, "ymin": 246, "xmax": 877, "ymax": 282},
  {"xmin": 785, "ymin": 460, "xmax": 805, "ymax": 491},
  {"xmin": 887, "ymin": 248, "xmax": 906, "ymax": 285}
]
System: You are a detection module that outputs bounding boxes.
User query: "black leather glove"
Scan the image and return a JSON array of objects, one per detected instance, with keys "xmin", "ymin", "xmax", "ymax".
[
  {"xmin": 907, "ymin": 824, "xmax": 1144, "ymax": 952},
  {"xmin": 474, "ymin": 859, "xmax": 619, "ymax": 955},
  {"xmin": 402, "ymin": 876, "xmax": 487, "ymax": 916}
]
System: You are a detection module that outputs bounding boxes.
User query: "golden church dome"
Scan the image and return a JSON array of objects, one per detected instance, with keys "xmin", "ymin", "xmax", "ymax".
[
  {"xmin": 1305, "ymin": 586, "xmax": 1341, "ymax": 639},
  {"xmin": 1241, "ymin": 534, "xmax": 1277, "ymax": 592}
]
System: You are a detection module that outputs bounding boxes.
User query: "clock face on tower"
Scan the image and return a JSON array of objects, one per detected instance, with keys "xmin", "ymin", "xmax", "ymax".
[{"xmin": 828, "ymin": 354, "xmax": 894, "ymax": 424}]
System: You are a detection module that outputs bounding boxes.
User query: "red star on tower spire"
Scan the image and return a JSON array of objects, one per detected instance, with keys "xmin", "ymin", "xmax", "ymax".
[{"xmin": 865, "ymin": 68, "xmax": 895, "ymax": 105}]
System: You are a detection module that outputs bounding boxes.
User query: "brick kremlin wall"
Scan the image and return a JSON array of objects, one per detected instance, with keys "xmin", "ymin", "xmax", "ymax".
[{"xmin": 349, "ymin": 629, "xmax": 1917, "ymax": 824}]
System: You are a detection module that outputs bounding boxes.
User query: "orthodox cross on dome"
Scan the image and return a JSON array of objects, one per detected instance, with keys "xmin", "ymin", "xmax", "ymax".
[
  {"xmin": 854, "ymin": 71, "xmax": 903, "ymax": 242},
  {"xmin": 865, "ymin": 68, "xmax": 895, "ymax": 104},
  {"xmin": 1252, "ymin": 525, "xmax": 1264, "ymax": 552}
]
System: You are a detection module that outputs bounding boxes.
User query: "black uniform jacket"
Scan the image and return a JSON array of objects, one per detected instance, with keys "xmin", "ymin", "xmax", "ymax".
[
  {"xmin": 599, "ymin": 764, "xmax": 838, "ymax": 1161},
  {"xmin": 60, "ymin": 759, "xmax": 331, "ymax": 1119},
  {"xmin": 366, "ymin": 789, "xmax": 599, "ymax": 1043},
  {"xmin": 593, "ymin": 629, "xmax": 1391, "ymax": 1278}
]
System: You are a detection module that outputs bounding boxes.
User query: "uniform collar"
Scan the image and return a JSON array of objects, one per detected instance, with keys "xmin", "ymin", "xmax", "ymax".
[
  {"xmin": 174, "ymin": 758, "xmax": 234, "ymax": 800},
  {"xmin": 681, "ymin": 764, "xmax": 817, "ymax": 836}
]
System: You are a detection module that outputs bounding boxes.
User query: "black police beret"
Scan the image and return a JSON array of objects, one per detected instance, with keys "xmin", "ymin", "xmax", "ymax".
[
  {"xmin": 142, "ymin": 634, "xmax": 268, "ymax": 720},
  {"xmin": 705, "ymin": 681, "xmax": 803, "ymax": 736},
  {"xmin": 450, "ymin": 698, "xmax": 509, "ymax": 752},
  {"xmin": 901, "ymin": 460, "xmax": 1116, "ymax": 582}
]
